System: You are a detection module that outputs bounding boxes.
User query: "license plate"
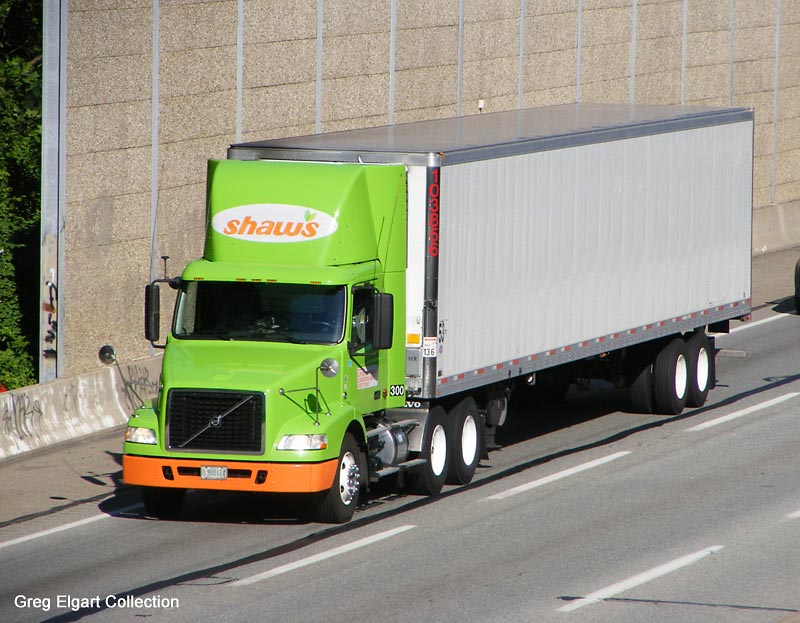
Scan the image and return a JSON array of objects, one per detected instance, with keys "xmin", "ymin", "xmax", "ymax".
[{"xmin": 200, "ymin": 465, "xmax": 228, "ymax": 480}]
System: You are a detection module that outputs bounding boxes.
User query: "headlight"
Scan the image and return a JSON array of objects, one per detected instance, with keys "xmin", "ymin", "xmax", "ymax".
[
  {"xmin": 125, "ymin": 426, "xmax": 158, "ymax": 445},
  {"xmin": 277, "ymin": 434, "xmax": 328, "ymax": 451}
]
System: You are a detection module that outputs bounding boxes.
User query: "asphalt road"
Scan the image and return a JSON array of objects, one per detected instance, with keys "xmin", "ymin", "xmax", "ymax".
[{"xmin": 1, "ymin": 246, "xmax": 799, "ymax": 623}]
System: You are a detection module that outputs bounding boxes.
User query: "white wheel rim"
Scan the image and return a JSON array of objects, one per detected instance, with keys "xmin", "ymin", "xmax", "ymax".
[
  {"xmin": 674, "ymin": 354, "xmax": 688, "ymax": 400},
  {"xmin": 338, "ymin": 451, "xmax": 358, "ymax": 505},
  {"xmin": 430, "ymin": 424, "xmax": 447, "ymax": 476},
  {"xmin": 461, "ymin": 414, "xmax": 478, "ymax": 466},
  {"xmin": 695, "ymin": 347, "xmax": 709, "ymax": 392}
]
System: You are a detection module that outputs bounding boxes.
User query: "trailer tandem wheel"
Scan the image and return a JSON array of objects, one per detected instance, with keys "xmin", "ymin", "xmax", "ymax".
[
  {"xmin": 653, "ymin": 338, "xmax": 689, "ymax": 415},
  {"xmin": 629, "ymin": 361, "xmax": 655, "ymax": 414},
  {"xmin": 684, "ymin": 332, "xmax": 714, "ymax": 408}
]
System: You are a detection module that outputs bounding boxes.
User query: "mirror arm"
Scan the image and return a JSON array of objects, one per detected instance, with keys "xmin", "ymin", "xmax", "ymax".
[{"xmin": 97, "ymin": 344, "xmax": 146, "ymax": 407}]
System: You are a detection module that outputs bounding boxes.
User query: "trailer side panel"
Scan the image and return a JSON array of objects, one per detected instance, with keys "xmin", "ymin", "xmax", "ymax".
[{"xmin": 433, "ymin": 120, "xmax": 752, "ymax": 395}]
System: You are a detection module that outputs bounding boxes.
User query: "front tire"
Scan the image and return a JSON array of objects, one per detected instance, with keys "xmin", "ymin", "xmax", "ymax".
[
  {"xmin": 653, "ymin": 338, "xmax": 689, "ymax": 415},
  {"xmin": 446, "ymin": 398, "xmax": 480, "ymax": 485},
  {"xmin": 314, "ymin": 433, "xmax": 363, "ymax": 524}
]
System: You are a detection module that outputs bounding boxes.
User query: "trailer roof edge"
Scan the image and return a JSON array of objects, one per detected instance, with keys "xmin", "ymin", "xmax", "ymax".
[{"xmin": 229, "ymin": 103, "xmax": 754, "ymax": 167}]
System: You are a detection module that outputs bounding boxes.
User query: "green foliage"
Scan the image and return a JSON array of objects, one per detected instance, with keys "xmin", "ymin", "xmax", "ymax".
[{"xmin": 0, "ymin": 0, "xmax": 42, "ymax": 389}]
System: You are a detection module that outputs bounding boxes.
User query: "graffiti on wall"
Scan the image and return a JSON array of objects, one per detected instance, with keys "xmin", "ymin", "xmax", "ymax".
[
  {"xmin": 42, "ymin": 277, "xmax": 58, "ymax": 360},
  {"xmin": 2, "ymin": 393, "xmax": 44, "ymax": 441}
]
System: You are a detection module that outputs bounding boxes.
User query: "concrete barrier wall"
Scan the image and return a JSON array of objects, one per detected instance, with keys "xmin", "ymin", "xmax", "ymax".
[
  {"xmin": 0, "ymin": 355, "xmax": 162, "ymax": 460},
  {"xmin": 753, "ymin": 200, "xmax": 800, "ymax": 255}
]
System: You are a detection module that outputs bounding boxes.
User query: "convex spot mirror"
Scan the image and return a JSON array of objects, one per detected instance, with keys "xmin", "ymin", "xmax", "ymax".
[{"xmin": 98, "ymin": 344, "xmax": 117, "ymax": 365}]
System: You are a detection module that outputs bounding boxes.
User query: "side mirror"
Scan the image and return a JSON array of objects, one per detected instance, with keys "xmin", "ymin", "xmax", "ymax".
[
  {"xmin": 349, "ymin": 287, "xmax": 394, "ymax": 354},
  {"xmin": 144, "ymin": 283, "xmax": 161, "ymax": 343},
  {"xmin": 373, "ymin": 292, "xmax": 393, "ymax": 350}
]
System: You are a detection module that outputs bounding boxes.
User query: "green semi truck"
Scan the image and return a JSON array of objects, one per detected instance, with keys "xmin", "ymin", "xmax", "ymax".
[{"xmin": 122, "ymin": 104, "xmax": 753, "ymax": 522}]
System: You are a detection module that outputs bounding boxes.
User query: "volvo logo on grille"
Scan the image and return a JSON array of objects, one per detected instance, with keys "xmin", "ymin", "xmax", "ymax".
[{"xmin": 210, "ymin": 415, "xmax": 223, "ymax": 427}]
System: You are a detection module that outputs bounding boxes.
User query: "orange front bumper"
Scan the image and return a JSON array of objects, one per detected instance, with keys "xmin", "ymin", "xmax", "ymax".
[{"xmin": 123, "ymin": 454, "xmax": 338, "ymax": 493}]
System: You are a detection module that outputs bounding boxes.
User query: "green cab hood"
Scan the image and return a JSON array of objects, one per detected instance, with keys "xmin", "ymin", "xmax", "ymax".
[{"xmin": 162, "ymin": 338, "xmax": 335, "ymax": 395}]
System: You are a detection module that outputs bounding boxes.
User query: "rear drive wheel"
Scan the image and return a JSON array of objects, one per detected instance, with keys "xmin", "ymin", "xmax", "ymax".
[
  {"xmin": 446, "ymin": 398, "xmax": 480, "ymax": 485},
  {"xmin": 141, "ymin": 486, "xmax": 186, "ymax": 517},
  {"xmin": 685, "ymin": 332, "xmax": 714, "ymax": 408},
  {"xmin": 653, "ymin": 338, "xmax": 689, "ymax": 415},
  {"xmin": 407, "ymin": 406, "xmax": 449, "ymax": 495},
  {"xmin": 315, "ymin": 433, "xmax": 363, "ymax": 524}
]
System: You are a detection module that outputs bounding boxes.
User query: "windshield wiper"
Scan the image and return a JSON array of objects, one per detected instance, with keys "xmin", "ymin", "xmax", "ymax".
[
  {"xmin": 265, "ymin": 328, "xmax": 309, "ymax": 345},
  {"xmin": 177, "ymin": 395, "xmax": 254, "ymax": 448}
]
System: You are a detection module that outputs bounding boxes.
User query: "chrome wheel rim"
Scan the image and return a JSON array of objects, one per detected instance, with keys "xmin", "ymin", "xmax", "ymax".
[{"xmin": 338, "ymin": 452, "xmax": 359, "ymax": 505}]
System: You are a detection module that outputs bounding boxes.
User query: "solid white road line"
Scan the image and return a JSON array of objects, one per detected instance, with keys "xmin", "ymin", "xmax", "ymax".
[
  {"xmin": 686, "ymin": 392, "xmax": 800, "ymax": 432},
  {"xmin": 787, "ymin": 510, "xmax": 800, "ymax": 519},
  {"xmin": 557, "ymin": 545, "xmax": 724, "ymax": 612},
  {"xmin": 0, "ymin": 504, "xmax": 142, "ymax": 552},
  {"xmin": 484, "ymin": 451, "xmax": 631, "ymax": 501},
  {"xmin": 230, "ymin": 525, "xmax": 416, "ymax": 587}
]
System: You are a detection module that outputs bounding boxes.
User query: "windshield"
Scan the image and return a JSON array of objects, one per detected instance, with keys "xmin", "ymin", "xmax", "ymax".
[{"xmin": 173, "ymin": 281, "xmax": 346, "ymax": 344}]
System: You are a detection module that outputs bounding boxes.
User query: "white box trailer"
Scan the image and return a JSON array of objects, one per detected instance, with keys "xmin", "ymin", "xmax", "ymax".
[
  {"xmin": 231, "ymin": 102, "xmax": 752, "ymax": 404},
  {"xmin": 430, "ymin": 107, "xmax": 753, "ymax": 397}
]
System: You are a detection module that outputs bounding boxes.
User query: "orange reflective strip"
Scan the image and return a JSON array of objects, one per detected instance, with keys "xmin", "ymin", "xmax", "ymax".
[{"xmin": 122, "ymin": 454, "xmax": 338, "ymax": 494}]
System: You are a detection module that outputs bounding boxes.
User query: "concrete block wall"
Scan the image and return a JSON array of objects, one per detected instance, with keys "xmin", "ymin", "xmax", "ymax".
[
  {"xmin": 522, "ymin": 2, "xmax": 579, "ymax": 107},
  {"xmin": 394, "ymin": 0, "xmax": 459, "ymax": 121},
  {"xmin": 64, "ymin": 3, "xmax": 155, "ymax": 382},
  {"xmin": 38, "ymin": 0, "xmax": 800, "ymax": 386}
]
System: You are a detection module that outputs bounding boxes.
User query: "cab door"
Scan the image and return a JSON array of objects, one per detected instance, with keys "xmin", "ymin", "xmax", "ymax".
[{"xmin": 346, "ymin": 284, "xmax": 393, "ymax": 414}]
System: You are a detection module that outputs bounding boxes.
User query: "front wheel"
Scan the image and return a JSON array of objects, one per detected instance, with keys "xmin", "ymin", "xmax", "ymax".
[
  {"xmin": 407, "ymin": 406, "xmax": 449, "ymax": 496},
  {"xmin": 446, "ymin": 398, "xmax": 480, "ymax": 485},
  {"xmin": 314, "ymin": 433, "xmax": 363, "ymax": 524}
]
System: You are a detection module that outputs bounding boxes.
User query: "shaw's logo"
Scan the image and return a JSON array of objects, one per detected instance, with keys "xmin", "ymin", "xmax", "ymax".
[{"xmin": 211, "ymin": 204, "xmax": 338, "ymax": 243}]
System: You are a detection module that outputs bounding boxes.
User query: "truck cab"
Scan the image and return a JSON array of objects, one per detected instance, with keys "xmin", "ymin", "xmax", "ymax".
[{"xmin": 122, "ymin": 159, "xmax": 409, "ymax": 523}]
